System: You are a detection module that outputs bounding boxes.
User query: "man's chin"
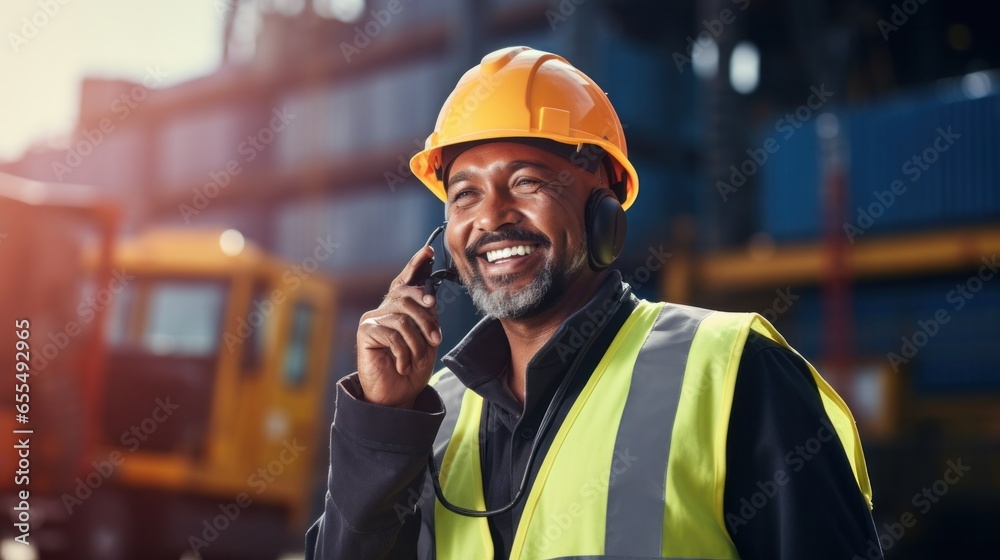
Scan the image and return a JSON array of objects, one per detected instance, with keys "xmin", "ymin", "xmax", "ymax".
[
  {"xmin": 479, "ymin": 271, "xmax": 531, "ymax": 291},
  {"xmin": 467, "ymin": 269, "xmax": 553, "ymax": 319},
  {"xmin": 472, "ymin": 293, "xmax": 545, "ymax": 320}
]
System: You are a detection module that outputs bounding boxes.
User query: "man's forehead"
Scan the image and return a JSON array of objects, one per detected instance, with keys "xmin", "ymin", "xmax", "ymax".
[{"xmin": 442, "ymin": 139, "xmax": 605, "ymax": 187}]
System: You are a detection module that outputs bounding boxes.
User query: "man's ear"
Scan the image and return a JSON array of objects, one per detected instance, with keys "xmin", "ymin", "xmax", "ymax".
[{"xmin": 594, "ymin": 166, "xmax": 610, "ymax": 189}]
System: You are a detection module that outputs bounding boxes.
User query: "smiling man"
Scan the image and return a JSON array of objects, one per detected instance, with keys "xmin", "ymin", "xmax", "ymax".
[{"xmin": 306, "ymin": 47, "xmax": 882, "ymax": 560}]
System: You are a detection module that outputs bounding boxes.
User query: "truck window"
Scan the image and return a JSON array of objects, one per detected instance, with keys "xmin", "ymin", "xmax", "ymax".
[
  {"xmin": 241, "ymin": 282, "xmax": 271, "ymax": 373},
  {"xmin": 107, "ymin": 279, "xmax": 227, "ymax": 357},
  {"xmin": 282, "ymin": 302, "xmax": 314, "ymax": 386}
]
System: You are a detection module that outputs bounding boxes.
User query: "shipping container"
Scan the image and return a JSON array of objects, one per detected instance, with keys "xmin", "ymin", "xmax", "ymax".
[{"xmin": 759, "ymin": 74, "xmax": 1000, "ymax": 241}]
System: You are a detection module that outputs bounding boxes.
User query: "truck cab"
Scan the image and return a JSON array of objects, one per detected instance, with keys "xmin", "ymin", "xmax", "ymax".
[
  {"xmin": 92, "ymin": 229, "xmax": 336, "ymax": 559},
  {"xmin": 1, "ymin": 173, "xmax": 336, "ymax": 560}
]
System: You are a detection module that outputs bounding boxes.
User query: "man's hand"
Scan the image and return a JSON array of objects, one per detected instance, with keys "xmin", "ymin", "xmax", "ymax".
[{"xmin": 357, "ymin": 246, "xmax": 443, "ymax": 409}]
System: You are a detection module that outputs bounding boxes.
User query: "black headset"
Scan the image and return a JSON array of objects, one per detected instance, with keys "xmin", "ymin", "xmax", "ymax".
[{"xmin": 584, "ymin": 159, "xmax": 628, "ymax": 270}]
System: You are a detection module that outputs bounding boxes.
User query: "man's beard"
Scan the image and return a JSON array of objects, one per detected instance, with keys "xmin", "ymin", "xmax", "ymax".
[{"xmin": 461, "ymin": 232, "xmax": 588, "ymax": 320}]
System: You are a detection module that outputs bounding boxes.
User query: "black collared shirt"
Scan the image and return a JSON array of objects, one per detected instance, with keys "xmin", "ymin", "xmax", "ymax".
[{"xmin": 306, "ymin": 272, "xmax": 882, "ymax": 560}]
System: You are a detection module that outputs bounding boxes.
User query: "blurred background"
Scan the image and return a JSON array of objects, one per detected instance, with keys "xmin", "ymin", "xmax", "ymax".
[{"xmin": 1, "ymin": 0, "xmax": 998, "ymax": 558}]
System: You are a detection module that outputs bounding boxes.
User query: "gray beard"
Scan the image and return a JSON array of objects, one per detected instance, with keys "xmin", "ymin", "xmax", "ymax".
[{"xmin": 464, "ymin": 242, "xmax": 588, "ymax": 319}]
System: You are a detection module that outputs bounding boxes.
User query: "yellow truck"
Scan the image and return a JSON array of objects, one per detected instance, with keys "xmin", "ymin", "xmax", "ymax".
[{"xmin": 1, "ymin": 172, "xmax": 336, "ymax": 560}]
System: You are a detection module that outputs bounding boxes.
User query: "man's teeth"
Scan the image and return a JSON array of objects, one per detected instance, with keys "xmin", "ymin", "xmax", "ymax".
[{"xmin": 485, "ymin": 245, "xmax": 534, "ymax": 263}]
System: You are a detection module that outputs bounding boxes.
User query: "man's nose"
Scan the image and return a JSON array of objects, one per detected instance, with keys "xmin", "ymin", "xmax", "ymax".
[{"xmin": 475, "ymin": 188, "xmax": 522, "ymax": 232}]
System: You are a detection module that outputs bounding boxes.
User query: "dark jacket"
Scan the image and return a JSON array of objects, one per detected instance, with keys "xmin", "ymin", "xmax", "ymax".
[{"xmin": 306, "ymin": 272, "xmax": 882, "ymax": 559}]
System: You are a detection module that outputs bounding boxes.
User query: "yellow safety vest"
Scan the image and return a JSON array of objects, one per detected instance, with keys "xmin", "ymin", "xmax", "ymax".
[{"xmin": 424, "ymin": 301, "xmax": 873, "ymax": 560}]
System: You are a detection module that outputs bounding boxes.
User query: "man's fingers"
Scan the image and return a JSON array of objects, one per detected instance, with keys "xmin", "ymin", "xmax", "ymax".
[
  {"xmin": 366, "ymin": 286, "xmax": 439, "ymax": 344},
  {"xmin": 382, "ymin": 285, "xmax": 437, "ymax": 309},
  {"xmin": 360, "ymin": 318, "xmax": 414, "ymax": 375},
  {"xmin": 376, "ymin": 313, "xmax": 434, "ymax": 369},
  {"xmin": 360, "ymin": 312, "xmax": 438, "ymax": 375},
  {"xmin": 391, "ymin": 245, "xmax": 435, "ymax": 289},
  {"xmin": 387, "ymin": 296, "xmax": 441, "ymax": 345}
]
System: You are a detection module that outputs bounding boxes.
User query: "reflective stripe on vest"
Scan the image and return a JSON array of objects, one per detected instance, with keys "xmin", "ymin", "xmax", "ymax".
[
  {"xmin": 604, "ymin": 303, "xmax": 711, "ymax": 556},
  {"xmin": 424, "ymin": 301, "xmax": 873, "ymax": 560}
]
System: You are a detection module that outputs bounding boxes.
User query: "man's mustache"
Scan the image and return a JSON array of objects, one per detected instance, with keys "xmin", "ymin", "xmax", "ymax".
[{"xmin": 464, "ymin": 229, "xmax": 551, "ymax": 261}]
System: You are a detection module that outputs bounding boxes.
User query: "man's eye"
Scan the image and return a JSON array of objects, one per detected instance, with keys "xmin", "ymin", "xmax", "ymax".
[
  {"xmin": 512, "ymin": 178, "xmax": 544, "ymax": 192},
  {"xmin": 451, "ymin": 189, "xmax": 478, "ymax": 207}
]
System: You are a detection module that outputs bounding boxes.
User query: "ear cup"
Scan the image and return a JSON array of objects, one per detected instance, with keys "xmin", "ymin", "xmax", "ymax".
[{"xmin": 585, "ymin": 189, "xmax": 627, "ymax": 270}]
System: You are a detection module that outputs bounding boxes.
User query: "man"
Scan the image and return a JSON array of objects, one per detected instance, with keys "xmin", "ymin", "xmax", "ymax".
[{"xmin": 307, "ymin": 46, "xmax": 881, "ymax": 559}]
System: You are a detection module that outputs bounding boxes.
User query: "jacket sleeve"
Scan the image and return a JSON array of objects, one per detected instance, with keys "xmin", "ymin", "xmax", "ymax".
[
  {"xmin": 306, "ymin": 373, "xmax": 444, "ymax": 560},
  {"xmin": 724, "ymin": 333, "xmax": 883, "ymax": 560}
]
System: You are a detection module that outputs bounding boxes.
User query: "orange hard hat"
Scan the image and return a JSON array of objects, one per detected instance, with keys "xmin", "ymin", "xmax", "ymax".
[{"xmin": 409, "ymin": 46, "xmax": 639, "ymax": 210}]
